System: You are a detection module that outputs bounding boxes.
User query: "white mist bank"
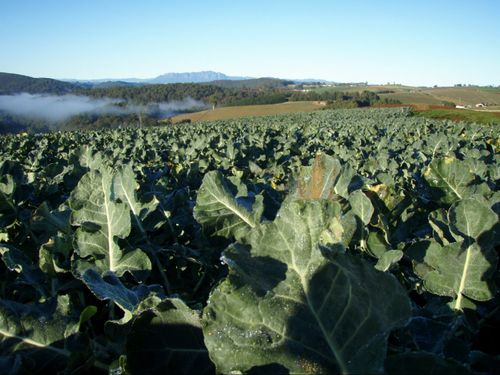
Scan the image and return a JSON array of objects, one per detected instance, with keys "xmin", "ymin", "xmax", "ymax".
[{"xmin": 0, "ymin": 93, "xmax": 207, "ymax": 122}]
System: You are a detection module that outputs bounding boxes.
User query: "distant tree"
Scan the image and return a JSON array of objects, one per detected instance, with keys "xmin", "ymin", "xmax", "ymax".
[
  {"xmin": 441, "ymin": 101, "xmax": 456, "ymax": 108},
  {"xmin": 207, "ymin": 93, "xmax": 222, "ymax": 110}
]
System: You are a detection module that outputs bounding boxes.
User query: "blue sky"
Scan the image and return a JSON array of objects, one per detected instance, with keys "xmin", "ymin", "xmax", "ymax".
[{"xmin": 0, "ymin": 0, "xmax": 499, "ymax": 86}]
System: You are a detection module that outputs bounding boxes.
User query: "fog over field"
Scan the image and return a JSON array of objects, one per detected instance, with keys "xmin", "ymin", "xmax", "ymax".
[{"xmin": 0, "ymin": 93, "xmax": 206, "ymax": 121}]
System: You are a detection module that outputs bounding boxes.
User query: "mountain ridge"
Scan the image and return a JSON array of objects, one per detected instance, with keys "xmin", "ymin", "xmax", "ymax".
[
  {"xmin": 149, "ymin": 71, "xmax": 250, "ymax": 84},
  {"xmin": 64, "ymin": 71, "xmax": 252, "ymax": 85}
]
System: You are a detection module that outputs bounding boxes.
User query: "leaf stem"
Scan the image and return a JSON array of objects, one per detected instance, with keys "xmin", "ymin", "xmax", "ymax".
[{"xmin": 152, "ymin": 252, "xmax": 172, "ymax": 295}]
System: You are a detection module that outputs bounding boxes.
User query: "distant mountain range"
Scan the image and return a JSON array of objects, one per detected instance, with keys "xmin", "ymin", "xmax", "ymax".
[
  {"xmin": 66, "ymin": 71, "xmax": 253, "ymax": 85},
  {"xmin": 64, "ymin": 71, "xmax": 333, "ymax": 85},
  {"xmin": 149, "ymin": 71, "xmax": 251, "ymax": 84},
  {"xmin": 0, "ymin": 71, "xmax": 334, "ymax": 95}
]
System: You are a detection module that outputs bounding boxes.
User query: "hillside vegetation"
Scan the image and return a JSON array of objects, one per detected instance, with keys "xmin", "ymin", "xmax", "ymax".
[
  {"xmin": 0, "ymin": 72, "xmax": 78, "ymax": 94},
  {"xmin": 205, "ymin": 77, "xmax": 293, "ymax": 89}
]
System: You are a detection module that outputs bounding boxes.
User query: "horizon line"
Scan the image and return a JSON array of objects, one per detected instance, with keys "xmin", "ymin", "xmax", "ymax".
[{"xmin": 1, "ymin": 70, "xmax": 499, "ymax": 88}]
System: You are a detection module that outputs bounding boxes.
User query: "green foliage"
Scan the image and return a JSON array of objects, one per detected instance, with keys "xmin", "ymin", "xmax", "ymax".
[
  {"xmin": 289, "ymin": 89, "xmax": 401, "ymax": 107},
  {"xmin": 69, "ymin": 167, "xmax": 151, "ymax": 277},
  {"xmin": 225, "ymin": 92, "xmax": 289, "ymax": 106},
  {"xmin": 207, "ymin": 77, "xmax": 293, "ymax": 89},
  {"xmin": 203, "ymin": 198, "xmax": 411, "ymax": 374},
  {"xmin": 79, "ymin": 83, "xmax": 291, "ymax": 108},
  {"xmin": 194, "ymin": 171, "xmax": 263, "ymax": 240},
  {"xmin": 0, "ymin": 108, "xmax": 498, "ymax": 373},
  {"xmin": 423, "ymin": 157, "xmax": 476, "ymax": 205},
  {"xmin": 408, "ymin": 197, "xmax": 498, "ymax": 310}
]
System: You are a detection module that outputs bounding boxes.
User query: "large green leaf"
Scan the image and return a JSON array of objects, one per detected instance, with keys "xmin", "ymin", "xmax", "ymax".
[
  {"xmin": 0, "ymin": 300, "xmax": 70, "ymax": 374},
  {"xmin": 112, "ymin": 164, "xmax": 158, "ymax": 236},
  {"xmin": 0, "ymin": 296, "xmax": 103, "ymax": 374},
  {"xmin": 448, "ymin": 197, "xmax": 497, "ymax": 245},
  {"xmin": 81, "ymin": 269, "xmax": 162, "ymax": 321},
  {"xmin": 39, "ymin": 234, "xmax": 73, "ymax": 275},
  {"xmin": 366, "ymin": 232, "xmax": 403, "ymax": 271},
  {"xmin": 0, "ymin": 175, "xmax": 15, "ymax": 199},
  {"xmin": 349, "ymin": 190, "xmax": 374, "ymax": 226},
  {"xmin": 77, "ymin": 146, "xmax": 104, "ymax": 170},
  {"xmin": 127, "ymin": 299, "xmax": 214, "ymax": 375},
  {"xmin": 31, "ymin": 202, "xmax": 71, "ymax": 236},
  {"xmin": 0, "ymin": 175, "xmax": 17, "ymax": 228},
  {"xmin": 375, "ymin": 250, "xmax": 404, "ymax": 272},
  {"xmin": 194, "ymin": 171, "xmax": 263, "ymax": 240},
  {"xmin": 334, "ymin": 164, "xmax": 363, "ymax": 199},
  {"xmin": 428, "ymin": 208, "xmax": 458, "ymax": 245},
  {"xmin": 423, "ymin": 157, "xmax": 475, "ymax": 205},
  {"xmin": 70, "ymin": 168, "xmax": 151, "ymax": 276},
  {"xmin": 367, "ymin": 231, "xmax": 390, "ymax": 258},
  {"xmin": 112, "ymin": 165, "xmax": 172, "ymax": 292},
  {"xmin": 202, "ymin": 200, "xmax": 411, "ymax": 374},
  {"xmin": 408, "ymin": 240, "xmax": 497, "ymax": 310},
  {"xmin": 409, "ymin": 197, "xmax": 499, "ymax": 310}
]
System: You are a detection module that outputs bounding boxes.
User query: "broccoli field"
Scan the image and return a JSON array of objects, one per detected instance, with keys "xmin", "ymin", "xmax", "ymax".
[{"xmin": 0, "ymin": 107, "xmax": 499, "ymax": 374}]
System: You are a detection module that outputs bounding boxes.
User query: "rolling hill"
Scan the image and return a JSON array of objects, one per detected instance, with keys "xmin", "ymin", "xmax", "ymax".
[
  {"xmin": 313, "ymin": 84, "xmax": 500, "ymax": 107},
  {"xmin": 0, "ymin": 72, "xmax": 79, "ymax": 94}
]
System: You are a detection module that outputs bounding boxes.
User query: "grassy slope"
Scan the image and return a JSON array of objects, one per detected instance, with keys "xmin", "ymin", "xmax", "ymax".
[
  {"xmin": 313, "ymin": 85, "xmax": 500, "ymax": 106},
  {"xmin": 169, "ymin": 101, "xmax": 323, "ymax": 122},
  {"xmin": 418, "ymin": 87, "xmax": 500, "ymax": 105},
  {"xmin": 385, "ymin": 87, "xmax": 500, "ymax": 106},
  {"xmin": 413, "ymin": 107, "xmax": 500, "ymax": 125},
  {"xmin": 382, "ymin": 92, "xmax": 445, "ymax": 105},
  {"xmin": 312, "ymin": 84, "xmax": 413, "ymax": 93}
]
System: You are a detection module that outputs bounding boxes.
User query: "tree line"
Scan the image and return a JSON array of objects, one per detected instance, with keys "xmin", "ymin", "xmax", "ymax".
[{"xmin": 289, "ymin": 90, "xmax": 401, "ymax": 107}]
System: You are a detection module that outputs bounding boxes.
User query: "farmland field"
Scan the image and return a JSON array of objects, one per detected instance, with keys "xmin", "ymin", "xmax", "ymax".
[
  {"xmin": 313, "ymin": 85, "xmax": 500, "ymax": 106},
  {"xmin": 171, "ymin": 100, "xmax": 500, "ymax": 126},
  {"xmin": 418, "ymin": 86, "xmax": 500, "ymax": 105},
  {"xmin": 381, "ymin": 87, "xmax": 500, "ymax": 106},
  {"xmin": 0, "ymin": 108, "xmax": 499, "ymax": 374},
  {"xmin": 170, "ymin": 100, "xmax": 324, "ymax": 123}
]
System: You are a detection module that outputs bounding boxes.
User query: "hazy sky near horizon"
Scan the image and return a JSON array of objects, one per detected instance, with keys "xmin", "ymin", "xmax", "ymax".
[{"xmin": 1, "ymin": 0, "xmax": 499, "ymax": 86}]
